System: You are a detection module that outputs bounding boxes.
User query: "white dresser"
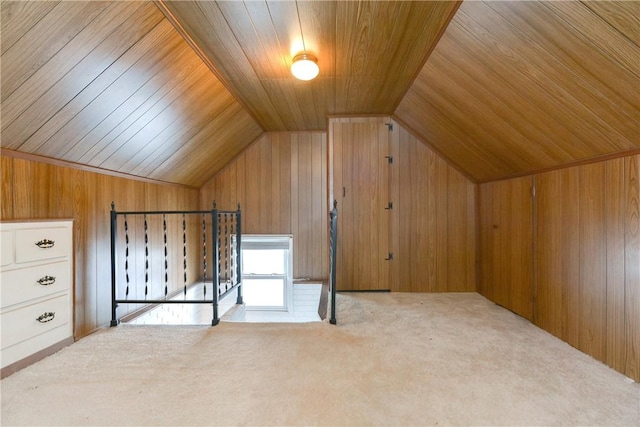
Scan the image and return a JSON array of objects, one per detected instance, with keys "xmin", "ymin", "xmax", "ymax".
[{"xmin": 1, "ymin": 220, "xmax": 74, "ymax": 377}]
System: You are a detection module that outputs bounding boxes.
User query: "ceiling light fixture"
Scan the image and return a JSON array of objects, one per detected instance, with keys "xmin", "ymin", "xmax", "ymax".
[
  {"xmin": 291, "ymin": 53, "xmax": 319, "ymax": 81},
  {"xmin": 291, "ymin": 0, "xmax": 318, "ymax": 81}
]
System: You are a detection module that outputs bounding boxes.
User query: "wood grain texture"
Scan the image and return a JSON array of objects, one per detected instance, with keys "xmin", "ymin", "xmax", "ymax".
[
  {"xmin": 605, "ymin": 158, "xmax": 626, "ymax": 374},
  {"xmin": 578, "ymin": 162, "xmax": 607, "ymax": 362},
  {"xmin": 493, "ymin": 155, "xmax": 640, "ymax": 382},
  {"xmin": 396, "ymin": 0, "xmax": 640, "ymax": 183},
  {"xmin": 390, "ymin": 121, "xmax": 475, "ymax": 293},
  {"xmin": 478, "ymin": 176, "xmax": 533, "ymax": 320},
  {"xmin": 0, "ymin": 155, "xmax": 200, "ymax": 338},
  {"xmin": 624, "ymin": 155, "xmax": 640, "ymax": 381},
  {"xmin": 1, "ymin": 156, "xmax": 14, "ymax": 219},
  {"xmin": 162, "ymin": 0, "xmax": 460, "ymax": 131},
  {"xmin": 331, "ymin": 118, "xmax": 390, "ymax": 290},
  {"xmin": 0, "ymin": 1, "xmax": 263, "ymax": 187},
  {"xmin": 199, "ymin": 132, "xmax": 328, "ymax": 280},
  {"xmin": 534, "ymin": 168, "xmax": 581, "ymax": 346}
]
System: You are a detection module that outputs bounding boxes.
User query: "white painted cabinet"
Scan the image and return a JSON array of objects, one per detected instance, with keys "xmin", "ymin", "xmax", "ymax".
[{"xmin": 0, "ymin": 220, "xmax": 74, "ymax": 376}]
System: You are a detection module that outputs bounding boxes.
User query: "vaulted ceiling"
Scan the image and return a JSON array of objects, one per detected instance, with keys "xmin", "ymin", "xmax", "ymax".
[{"xmin": 1, "ymin": 1, "xmax": 638, "ymax": 186}]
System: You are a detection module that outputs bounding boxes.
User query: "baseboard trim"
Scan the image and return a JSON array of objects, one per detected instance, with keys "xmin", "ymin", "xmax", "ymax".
[{"xmin": 1, "ymin": 336, "xmax": 75, "ymax": 379}]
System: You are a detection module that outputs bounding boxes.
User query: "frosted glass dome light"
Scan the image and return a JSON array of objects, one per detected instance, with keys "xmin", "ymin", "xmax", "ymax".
[{"xmin": 291, "ymin": 53, "xmax": 319, "ymax": 81}]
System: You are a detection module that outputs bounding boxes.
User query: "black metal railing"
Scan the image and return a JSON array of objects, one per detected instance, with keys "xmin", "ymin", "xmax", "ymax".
[
  {"xmin": 110, "ymin": 202, "xmax": 242, "ymax": 326},
  {"xmin": 329, "ymin": 200, "xmax": 338, "ymax": 324}
]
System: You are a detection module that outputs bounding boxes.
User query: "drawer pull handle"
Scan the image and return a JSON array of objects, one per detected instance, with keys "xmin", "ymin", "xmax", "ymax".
[
  {"xmin": 35, "ymin": 239, "xmax": 55, "ymax": 249},
  {"xmin": 36, "ymin": 312, "xmax": 55, "ymax": 323},
  {"xmin": 37, "ymin": 276, "xmax": 56, "ymax": 286}
]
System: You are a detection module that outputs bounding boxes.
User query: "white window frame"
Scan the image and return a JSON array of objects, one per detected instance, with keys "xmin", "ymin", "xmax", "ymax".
[{"xmin": 240, "ymin": 234, "xmax": 293, "ymax": 312}]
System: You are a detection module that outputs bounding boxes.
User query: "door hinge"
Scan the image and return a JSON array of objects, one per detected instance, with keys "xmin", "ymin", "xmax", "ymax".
[
  {"xmin": 385, "ymin": 122, "xmax": 393, "ymax": 131},
  {"xmin": 384, "ymin": 252, "xmax": 394, "ymax": 261},
  {"xmin": 384, "ymin": 202, "xmax": 393, "ymax": 210},
  {"xmin": 385, "ymin": 156, "xmax": 393, "ymax": 164}
]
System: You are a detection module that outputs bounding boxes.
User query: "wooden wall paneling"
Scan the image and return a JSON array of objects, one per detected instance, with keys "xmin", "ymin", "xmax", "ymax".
[
  {"xmin": 578, "ymin": 162, "xmax": 607, "ymax": 361},
  {"xmin": 311, "ymin": 132, "xmax": 326, "ymax": 279},
  {"xmin": 82, "ymin": 170, "xmax": 99, "ymax": 335},
  {"xmin": 559, "ymin": 168, "xmax": 582, "ymax": 347},
  {"xmin": 479, "ymin": 176, "xmax": 533, "ymax": 320},
  {"xmin": 96, "ymin": 175, "xmax": 119, "ymax": 321},
  {"xmin": 388, "ymin": 121, "xmax": 402, "ymax": 291},
  {"xmin": 11, "ymin": 159, "xmax": 34, "ymax": 219},
  {"xmin": 199, "ymin": 132, "xmax": 327, "ymax": 280},
  {"xmin": 534, "ymin": 167, "xmax": 581, "ymax": 346},
  {"xmin": 0, "ymin": 155, "xmax": 200, "ymax": 336},
  {"xmin": 466, "ymin": 174, "xmax": 476, "ymax": 290},
  {"xmin": 144, "ymin": 183, "xmax": 162, "ymax": 303},
  {"xmin": 534, "ymin": 170, "xmax": 564, "ymax": 338},
  {"xmin": 435, "ymin": 156, "xmax": 450, "ymax": 292},
  {"xmin": 533, "ymin": 156, "xmax": 639, "ymax": 382},
  {"xmin": 259, "ymin": 134, "xmax": 274, "ymax": 233},
  {"xmin": 295, "ymin": 133, "xmax": 314, "ymax": 278},
  {"xmin": 478, "ymin": 182, "xmax": 495, "ymax": 301},
  {"xmin": 447, "ymin": 168, "xmax": 469, "ymax": 291},
  {"xmin": 243, "ymin": 138, "xmax": 262, "ymax": 235},
  {"xmin": 331, "ymin": 124, "xmax": 344, "ymax": 284},
  {"xmin": 426, "ymin": 144, "xmax": 439, "ymax": 291},
  {"xmin": 290, "ymin": 134, "xmax": 301, "ymax": 277},
  {"xmin": 31, "ymin": 162, "xmax": 54, "ymax": 219},
  {"xmin": 72, "ymin": 169, "xmax": 91, "ymax": 337},
  {"xmin": 320, "ymin": 133, "xmax": 329, "ymax": 278},
  {"xmin": 1, "ymin": 156, "xmax": 13, "ymax": 219},
  {"xmin": 624, "ymin": 155, "xmax": 640, "ymax": 381},
  {"xmin": 374, "ymin": 121, "xmax": 476, "ymax": 293},
  {"xmin": 330, "ymin": 118, "xmax": 390, "ymax": 290},
  {"xmin": 271, "ymin": 133, "xmax": 292, "ymax": 234},
  {"xmin": 604, "ymin": 158, "xmax": 627, "ymax": 374}
]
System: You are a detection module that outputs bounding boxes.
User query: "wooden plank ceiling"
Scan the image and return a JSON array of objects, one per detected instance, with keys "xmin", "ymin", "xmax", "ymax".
[
  {"xmin": 1, "ymin": 1, "xmax": 638, "ymax": 185},
  {"xmin": 396, "ymin": 0, "xmax": 640, "ymax": 183},
  {"xmin": 158, "ymin": 0, "xmax": 460, "ymax": 131},
  {"xmin": 0, "ymin": 1, "xmax": 263, "ymax": 188}
]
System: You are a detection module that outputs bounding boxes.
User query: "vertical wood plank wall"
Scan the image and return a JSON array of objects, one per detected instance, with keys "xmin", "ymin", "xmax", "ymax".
[
  {"xmin": 199, "ymin": 132, "xmax": 328, "ymax": 280},
  {"xmin": 479, "ymin": 155, "xmax": 640, "ymax": 382},
  {"xmin": 0, "ymin": 154, "xmax": 200, "ymax": 338},
  {"xmin": 329, "ymin": 117, "xmax": 476, "ymax": 292},
  {"xmin": 390, "ymin": 121, "xmax": 476, "ymax": 292},
  {"xmin": 478, "ymin": 176, "xmax": 534, "ymax": 320},
  {"xmin": 331, "ymin": 118, "xmax": 391, "ymax": 291}
]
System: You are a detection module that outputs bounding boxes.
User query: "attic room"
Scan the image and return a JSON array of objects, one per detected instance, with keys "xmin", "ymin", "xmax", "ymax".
[{"xmin": 1, "ymin": 0, "xmax": 639, "ymax": 425}]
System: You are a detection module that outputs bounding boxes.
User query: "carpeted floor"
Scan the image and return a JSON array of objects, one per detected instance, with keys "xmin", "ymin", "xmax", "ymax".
[{"xmin": 1, "ymin": 292, "xmax": 638, "ymax": 426}]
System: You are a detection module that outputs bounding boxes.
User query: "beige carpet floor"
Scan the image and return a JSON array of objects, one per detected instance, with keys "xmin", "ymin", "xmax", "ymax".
[{"xmin": 1, "ymin": 292, "xmax": 638, "ymax": 426}]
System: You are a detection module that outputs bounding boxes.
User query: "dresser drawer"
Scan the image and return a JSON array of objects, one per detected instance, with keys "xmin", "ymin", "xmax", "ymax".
[
  {"xmin": 1, "ymin": 231, "xmax": 14, "ymax": 267},
  {"xmin": 15, "ymin": 227, "xmax": 71, "ymax": 264},
  {"xmin": 1, "ymin": 261, "xmax": 71, "ymax": 309},
  {"xmin": 1, "ymin": 294, "xmax": 70, "ymax": 349}
]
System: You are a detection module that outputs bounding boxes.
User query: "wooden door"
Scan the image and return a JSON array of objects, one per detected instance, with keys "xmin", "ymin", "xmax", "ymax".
[
  {"xmin": 332, "ymin": 119, "xmax": 391, "ymax": 291},
  {"xmin": 478, "ymin": 176, "xmax": 534, "ymax": 320}
]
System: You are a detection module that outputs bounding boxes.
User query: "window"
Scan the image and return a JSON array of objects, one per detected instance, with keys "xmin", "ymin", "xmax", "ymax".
[{"xmin": 241, "ymin": 235, "xmax": 293, "ymax": 311}]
